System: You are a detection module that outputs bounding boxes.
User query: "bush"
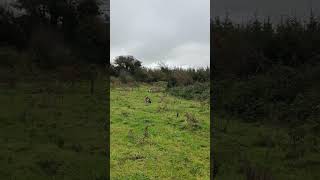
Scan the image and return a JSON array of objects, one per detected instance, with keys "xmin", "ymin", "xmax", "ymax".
[
  {"xmin": 119, "ymin": 70, "xmax": 135, "ymax": 84},
  {"xmin": 168, "ymin": 82, "xmax": 210, "ymax": 101}
]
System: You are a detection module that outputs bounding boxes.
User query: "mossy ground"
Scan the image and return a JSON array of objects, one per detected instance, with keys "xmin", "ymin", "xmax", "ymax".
[{"xmin": 111, "ymin": 84, "xmax": 210, "ymax": 179}]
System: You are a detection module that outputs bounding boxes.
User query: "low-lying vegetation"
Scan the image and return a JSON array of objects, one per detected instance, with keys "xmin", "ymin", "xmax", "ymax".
[
  {"xmin": 0, "ymin": 76, "xmax": 108, "ymax": 179},
  {"xmin": 110, "ymin": 84, "xmax": 210, "ymax": 179}
]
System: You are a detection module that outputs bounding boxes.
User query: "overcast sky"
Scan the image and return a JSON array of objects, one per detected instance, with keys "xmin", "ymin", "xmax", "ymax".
[
  {"xmin": 111, "ymin": 0, "xmax": 210, "ymax": 68},
  {"xmin": 212, "ymin": 0, "xmax": 320, "ymax": 23}
]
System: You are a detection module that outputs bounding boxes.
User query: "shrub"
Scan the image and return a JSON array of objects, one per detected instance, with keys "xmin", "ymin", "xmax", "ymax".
[
  {"xmin": 168, "ymin": 82, "xmax": 210, "ymax": 101},
  {"xmin": 118, "ymin": 70, "xmax": 134, "ymax": 84},
  {"xmin": 184, "ymin": 113, "xmax": 200, "ymax": 130}
]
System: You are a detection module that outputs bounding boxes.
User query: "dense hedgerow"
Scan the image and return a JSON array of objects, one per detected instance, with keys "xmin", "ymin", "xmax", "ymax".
[
  {"xmin": 110, "ymin": 55, "xmax": 211, "ymax": 101},
  {"xmin": 212, "ymin": 14, "xmax": 320, "ymax": 130},
  {"xmin": 0, "ymin": 0, "xmax": 107, "ymax": 69},
  {"xmin": 167, "ymin": 82, "xmax": 210, "ymax": 101}
]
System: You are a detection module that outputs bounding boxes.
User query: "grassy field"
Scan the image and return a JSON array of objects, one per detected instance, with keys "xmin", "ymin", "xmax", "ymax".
[
  {"xmin": 0, "ymin": 79, "xmax": 108, "ymax": 179},
  {"xmin": 110, "ymin": 84, "xmax": 210, "ymax": 179},
  {"xmin": 213, "ymin": 116, "xmax": 320, "ymax": 180}
]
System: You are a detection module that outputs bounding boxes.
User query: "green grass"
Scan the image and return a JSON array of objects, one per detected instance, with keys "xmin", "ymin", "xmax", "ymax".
[
  {"xmin": 110, "ymin": 84, "xmax": 210, "ymax": 179},
  {"xmin": 0, "ymin": 79, "xmax": 108, "ymax": 180},
  {"xmin": 213, "ymin": 116, "xmax": 320, "ymax": 180}
]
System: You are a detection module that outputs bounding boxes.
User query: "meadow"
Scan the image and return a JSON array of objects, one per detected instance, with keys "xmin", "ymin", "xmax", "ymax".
[
  {"xmin": 110, "ymin": 83, "xmax": 210, "ymax": 179},
  {"xmin": 0, "ymin": 78, "xmax": 108, "ymax": 179},
  {"xmin": 213, "ymin": 116, "xmax": 320, "ymax": 180}
]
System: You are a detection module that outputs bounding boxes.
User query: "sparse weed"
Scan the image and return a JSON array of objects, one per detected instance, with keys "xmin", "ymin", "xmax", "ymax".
[
  {"xmin": 127, "ymin": 129, "xmax": 135, "ymax": 143},
  {"xmin": 157, "ymin": 104, "xmax": 168, "ymax": 112},
  {"xmin": 139, "ymin": 126, "xmax": 150, "ymax": 144},
  {"xmin": 184, "ymin": 112, "xmax": 200, "ymax": 130},
  {"xmin": 121, "ymin": 111, "xmax": 129, "ymax": 117}
]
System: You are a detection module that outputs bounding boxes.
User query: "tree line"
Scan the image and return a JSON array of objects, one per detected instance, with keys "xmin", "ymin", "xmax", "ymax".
[
  {"xmin": 0, "ymin": 0, "xmax": 108, "ymax": 72},
  {"xmin": 110, "ymin": 55, "xmax": 210, "ymax": 101},
  {"xmin": 212, "ymin": 13, "xmax": 320, "ymax": 131}
]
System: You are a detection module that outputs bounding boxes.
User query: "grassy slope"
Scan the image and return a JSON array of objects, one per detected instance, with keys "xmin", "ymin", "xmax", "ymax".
[
  {"xmin": 213, "ymin": 117, "xmax": 320, "ymax": 180},
  {"xmin": 111, "ymin": 85, "xmax": 210, "ymax": 179},
  {"xmin": 0, "ymin": 80, "xmax": 108, "ymax": 179}
]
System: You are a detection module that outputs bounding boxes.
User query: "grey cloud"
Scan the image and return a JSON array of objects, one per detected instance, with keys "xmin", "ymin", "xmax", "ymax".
[{"xmin": 111, "ymin": 0, "xmax": 210, "ymax": 68}]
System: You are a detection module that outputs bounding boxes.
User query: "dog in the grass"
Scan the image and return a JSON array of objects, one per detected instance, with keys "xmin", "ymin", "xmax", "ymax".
[{"xmin": 145, "ymin": 96, "xmax": 152, "ymax": 104}]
